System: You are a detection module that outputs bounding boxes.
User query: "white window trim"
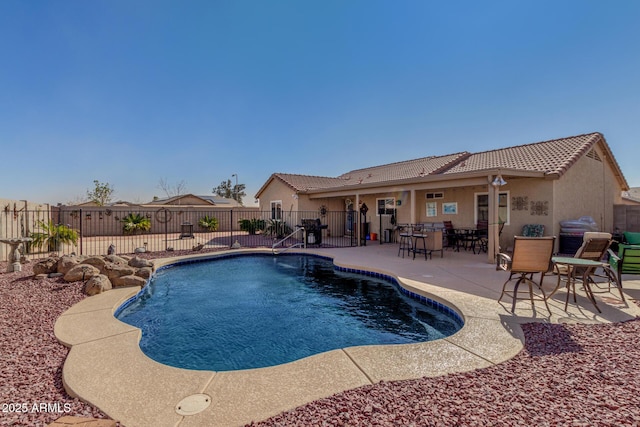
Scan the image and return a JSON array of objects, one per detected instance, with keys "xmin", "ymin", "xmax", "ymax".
[
  {"xmin": 376, "ymin": 197, "xmax": 396, "ymax": 216},
  {"xmin": 270, "ymin": 200, "xmax": 283, "ymax": 220},
  {"xmin": 474, "ymin": 191, "xmax": 510, "ymax": 225}
]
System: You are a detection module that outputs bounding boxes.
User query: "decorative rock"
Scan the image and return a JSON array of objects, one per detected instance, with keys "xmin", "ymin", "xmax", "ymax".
[
  {"xmin": 107, "ymin": 243, "xmax": 116, "ymax": 255},
  {"xmin": 48, "ymin": 272, "xmax": 64, "ymax": 278},
  {"xmin": 192, "ymin": 243, "xmax": 204, "ymax": 251},
  {"xmin": 57, "ymin": 255, "xmax": 80, "ymax": 275},
  {"xmin": 84, "ymin": 274, "xmax": 113, "ymax": 296},
  {"xmin": 128, "ymin": 256, "xmax": 153, "ymax": 268},
  {"xmin": 63, "ymin": 264, "xmax": 100, "ymax": 282},
  {"xmin": 35, "ymin": 274, "xmax": 48, "ymax": 280},
  {"xmin": 32, "ymin": 257, "xmax": 60, "ymax": 275},
  {"xmin": 103, "ymin": 264, "xmax": 136, "ymax": 281},
  {"xmin": 104, "ymin": 255, "xmax": 128, "ymax": 265},
  {"xmin": 135, "ymin": 267, "xmax": 153, "ymax": 279},
  {"xmin": 231, "ymin": 240, "xmax": 241, "ymax": 249},
  {"xmin": 113, "ymin": 274, "xmax": 147, "ymax": 288},
  {"xmin": 134, "ymin": 247, "xmax": 146, "ymax": 254},
  {"xmin": 82, "ymin": 257, "xmax": 107, "ymax": 270}
]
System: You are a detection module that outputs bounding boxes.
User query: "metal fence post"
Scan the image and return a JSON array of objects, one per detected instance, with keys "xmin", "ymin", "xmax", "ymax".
[
  {"xmin": 230, "ymin": 209, "xmax": 234, "ymax": 248},
  {"xmin": 79, "ymin": 208, "xmax": 83, "ymax": 256}
]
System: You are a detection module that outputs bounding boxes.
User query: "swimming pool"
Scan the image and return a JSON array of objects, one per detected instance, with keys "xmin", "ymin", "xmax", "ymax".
[{"xmin": 116, "ymin": 254, "xmax": 463, "ymax": 371}]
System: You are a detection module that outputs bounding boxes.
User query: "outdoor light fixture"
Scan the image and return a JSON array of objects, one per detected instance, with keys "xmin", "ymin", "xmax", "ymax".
[{"xmin": 491, "ymin": 174, "xmax": 507, "ymax": 187}]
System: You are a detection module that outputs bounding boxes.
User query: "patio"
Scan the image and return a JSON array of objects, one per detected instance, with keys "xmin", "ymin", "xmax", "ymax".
[{"xmin": 53, "ymin": 243, "xmax": 640, "ymax": 426}]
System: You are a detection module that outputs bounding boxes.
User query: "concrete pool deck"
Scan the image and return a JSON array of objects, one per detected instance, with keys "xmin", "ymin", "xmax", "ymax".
[{"xmin": 55, "ymin": 245, "xmax": 640, "ymax": 427}]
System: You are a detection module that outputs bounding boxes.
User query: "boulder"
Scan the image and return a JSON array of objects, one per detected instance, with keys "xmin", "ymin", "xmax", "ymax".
[
  {"xmin": 135, "ymin": 267, "xmax": 153, "ymax": 279},
  {"xmin": 104, "ymin": 255, "xmax": 129, "ymax": 266},
  {"xmin": 84, "ymin": 274, "xmax": 113, "ymax": 296},
  {"xmin": 113, "ymin": 274, "xmax": 147, "ymax": 288},
  {"xmin": 57, "ymin": 255, "xmax": 80, "ymax": 275},
  {"xmin": 64, "ymin": 264, "xmax": 101, "ymax": 282},
  {"xmin": 82, "ymin": 256, "xmax": 107, "ymax": 271},
  {"xmin": 103, "ymin": 263, "xmax": 136, "ymax": 281},
  {"xmin": 32, "ymin": 257, "xmax": 59, "ymax": 275},
  {"xmin": 128, "ymin": 256, "xmax": 153, "ymax": 268}
]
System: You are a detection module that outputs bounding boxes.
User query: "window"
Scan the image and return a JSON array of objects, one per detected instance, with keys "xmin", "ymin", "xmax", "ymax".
[
  {"xmin": 376, "ymin": 197, "xmax": 395, "ymax": 215},
  {"xmin": 426, "ymin": 202, "xmax": 437, "ymax": 217},
  {"xmin": 426, "ymin": 192, "xmax": 444, "ymax": 199},
  {"xmin": 270, "ymin": 200, "xmax": 282, "ymax": 220},
  {"xmin": 475, "ymin": 192, "xmax": 509, "ymax": 224}
]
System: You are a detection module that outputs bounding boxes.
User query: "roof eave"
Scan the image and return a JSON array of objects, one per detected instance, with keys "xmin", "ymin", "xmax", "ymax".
[{"xmin": 304, "ymin": 169, "xmax": 546, "ymax": 194}]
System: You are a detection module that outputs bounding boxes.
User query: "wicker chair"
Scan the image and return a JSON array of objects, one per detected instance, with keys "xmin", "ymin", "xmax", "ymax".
[{"xmin": 497, "ymin": 236, "xmax": 556, "ymax": 313}]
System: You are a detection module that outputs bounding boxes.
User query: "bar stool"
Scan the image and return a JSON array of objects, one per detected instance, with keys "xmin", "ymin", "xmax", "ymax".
[
  {"xmin": 397, "ymin": 224, "xmax": 413, "ymax": 258},
  {"xmin": 412, "ymin": 224, "xmax": 429, "ymax": 260}
]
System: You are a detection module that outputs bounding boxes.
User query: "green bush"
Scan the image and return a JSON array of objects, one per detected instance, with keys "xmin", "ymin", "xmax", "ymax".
[
  {"xmin": 238, "ymin": 218, "xmax": 265, "ymax": 235},
  {"xmin": 30, "ymin": 220, "xmax": 79, "ymax": 252},
  {"xmin": 121, "ymin": 213, "xmax": 151, "ymax": 235},
  {"xmin": 263, "ymin": 219, "xmax": 292, "ymax": 239},
  {"xmin": 198, "ymin": 215, "xmax": 219, "ymax": 232}
]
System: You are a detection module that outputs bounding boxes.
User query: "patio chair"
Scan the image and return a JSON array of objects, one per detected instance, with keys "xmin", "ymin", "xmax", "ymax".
[
  {"xmin": 554, "ymin": 232, "xmax": 625, "ymax": 302},
  {"xmin": 497, "ymin": 236, "xmax": 556, "ymax": 313},
  {"xmin": 473, "ymin": 219, "xmax": 489, "ymax": 253},
  {"xmin": 397, "ymin": 224, "xmax": 413, "ymax": 258},
  {"xmin": 443, "ymin": 221, "xmax": 459, "ymax": 250},
  {"xmin": 608, "ymin": 243, "xmax": 640, "ymax": 289}
]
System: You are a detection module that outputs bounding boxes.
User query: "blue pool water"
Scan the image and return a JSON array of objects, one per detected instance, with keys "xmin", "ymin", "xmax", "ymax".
[{"xmin": 116, "ymin": 254, "xmax": 462, "ymax": 371}]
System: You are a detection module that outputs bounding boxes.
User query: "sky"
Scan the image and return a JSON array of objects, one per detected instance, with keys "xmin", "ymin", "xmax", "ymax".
[{"xmin": 1, "ymin": 0, "xmax": 639, "ymax": 206}]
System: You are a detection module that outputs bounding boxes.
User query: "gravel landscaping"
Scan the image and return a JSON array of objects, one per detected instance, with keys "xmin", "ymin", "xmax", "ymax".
[{"xmin": 2, "ymin": 257, "xmax": 640, "ymax": 426}]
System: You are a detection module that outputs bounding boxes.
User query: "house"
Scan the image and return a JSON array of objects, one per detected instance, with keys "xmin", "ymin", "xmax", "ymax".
[
  {"xmin": 255, "ymin": 132, "xmax": 630, "ymax": 261},
  {"xmin": 144, "ymin": 194, "xmax": 243, "ymax": 207}
]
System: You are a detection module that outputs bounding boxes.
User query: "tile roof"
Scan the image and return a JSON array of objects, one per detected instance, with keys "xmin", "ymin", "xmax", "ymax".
[
  {"xmin": 338, "ymin": 153, "xmax": 470, "ymax": 184},
  {"xmin": 271, "ymin": 173, "xmax": 347, "ymax": 192},
  {"xmin": 442, "ymin": 132, "xmax": 605, "ymax": 176},
  {"xmin": 259, "ymin": 132, "xmax": 628, "ymax": 195}
]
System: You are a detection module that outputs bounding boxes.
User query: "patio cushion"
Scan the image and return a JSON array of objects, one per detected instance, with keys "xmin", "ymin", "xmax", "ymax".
[{"xmin": 623, "ymin": 231, "xmax": 640, "ymax": 244}]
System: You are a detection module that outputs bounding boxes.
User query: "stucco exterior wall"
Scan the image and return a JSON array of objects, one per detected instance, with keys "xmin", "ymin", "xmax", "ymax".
[
  {"xmin": 552, "ymin": 145, "xmax": 620, "ymax": 234},
  {"xmin": 258, "ymin": 179, "xmax": 299, "ymax": 213}
]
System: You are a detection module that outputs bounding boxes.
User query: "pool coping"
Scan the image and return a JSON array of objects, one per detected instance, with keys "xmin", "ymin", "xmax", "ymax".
[{"xmin": 55, "ymin": 247, "xmax": 628, "ymax": 427}]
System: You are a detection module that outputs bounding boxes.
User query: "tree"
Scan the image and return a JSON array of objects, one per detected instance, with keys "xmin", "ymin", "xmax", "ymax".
[
  {"xmin": 157, "ymin": 178, "xmax": 188, "ymax": 198},
  {"xmin": 86, "ymin": 180, "xmax": 115, "ymax": 206},
  {"xmin": 213, "ymin": 179, "xmax": 246, "ymax": 206}
]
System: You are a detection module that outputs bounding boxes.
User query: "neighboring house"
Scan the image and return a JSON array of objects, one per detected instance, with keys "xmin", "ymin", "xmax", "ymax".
[
  {"xmin": 256, "ymin": 132, "xmax": 630, "ymax": 261},
  {"xmin": 622, "ymin": 187, "xmax": 640, "ymax": 204},
  {"xmin": 144, "ymin": 194, "xmax": 243, "ymax": 207}
]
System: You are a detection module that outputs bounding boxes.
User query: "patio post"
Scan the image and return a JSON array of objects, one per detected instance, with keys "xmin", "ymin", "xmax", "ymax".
[
  {"xmin": 487, "ymin": 181, "xmax": 498, "ymax": 263},
  {"xmin": 355, "ymin": 194, "xmax": 361, "ymax": 246},
  {"xmin": 410, "ymin": 189, "xmax": 416, "ymax": 224}
]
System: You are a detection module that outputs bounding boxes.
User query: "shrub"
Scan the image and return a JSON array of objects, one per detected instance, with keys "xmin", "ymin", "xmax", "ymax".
[
  {"xmin": 238, "ymin": 218, "xmax": 265, "ymax": 235},
  {"xmin": 30, "ymin": 220, "xmax": 79, "ymax": 252},
  {"xmin": 198, "ymin": 215, "xmax": 219, "ymax": 232},
  {"xmin": 121, "ymin": 213, "xmax": 151, "ymax": 235}
]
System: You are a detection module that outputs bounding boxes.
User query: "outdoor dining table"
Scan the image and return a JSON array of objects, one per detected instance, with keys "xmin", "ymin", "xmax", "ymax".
[
  {"xmin": 454, "ymin": 228, "xmax": 479, "ymax": 253},
  {"xmin": 551, "ymin": 256, "xmax": 605, "ymax": 313}
]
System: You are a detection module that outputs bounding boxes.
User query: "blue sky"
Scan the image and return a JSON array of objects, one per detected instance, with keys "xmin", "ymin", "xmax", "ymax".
[{"xmin": 1, "ymin": 0, "xmax": 639, "ymax": 206}]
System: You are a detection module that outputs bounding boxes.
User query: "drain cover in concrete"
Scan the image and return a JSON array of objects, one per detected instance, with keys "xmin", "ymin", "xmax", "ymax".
[{"xmin": 175, "ymin": 393, "xmax": 212, "ymax": 416}]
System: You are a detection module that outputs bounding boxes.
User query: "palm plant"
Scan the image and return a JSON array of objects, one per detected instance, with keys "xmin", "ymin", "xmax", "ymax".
[
  {"xmin": 30, "ymin": 220, "xmax": 79, "ymax": 252},
  {"xmin": 198, "ymin": 215, "xmax": 219, "ymax": 232},
  {"xmin": 121, "ymin": 213, "xmax": 151, "ymax": 235},
  {"xmin": 263, "ymin": 219, "xmax": 292, "ymax": 239}
]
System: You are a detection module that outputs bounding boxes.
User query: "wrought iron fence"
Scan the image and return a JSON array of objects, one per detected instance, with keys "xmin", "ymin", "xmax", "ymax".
[{"xmin": 1, "ymin": 208, "xmax": 358, "ymax": 261}]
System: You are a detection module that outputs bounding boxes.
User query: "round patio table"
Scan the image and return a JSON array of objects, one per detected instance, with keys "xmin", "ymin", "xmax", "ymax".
[{"xmin": 552, "ymin": 256, "xmax": 604, "ymax": 313}]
